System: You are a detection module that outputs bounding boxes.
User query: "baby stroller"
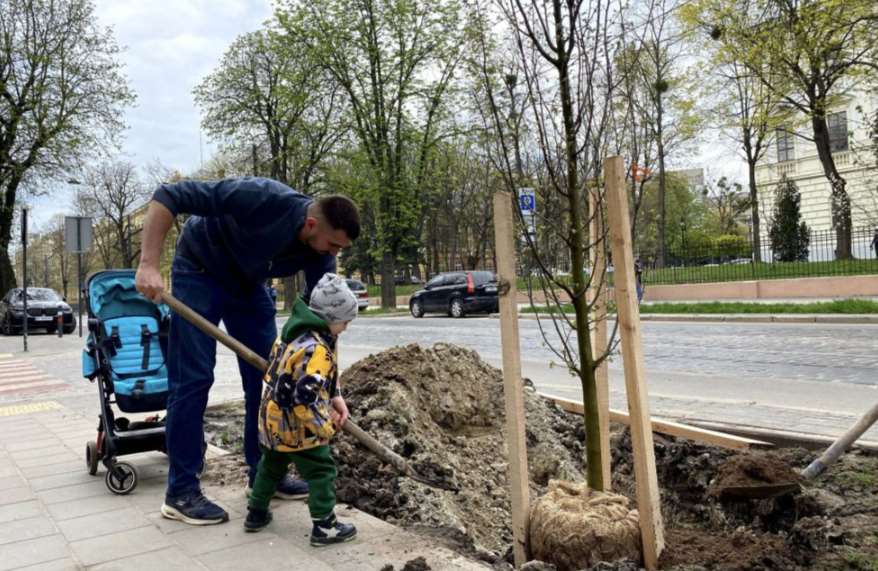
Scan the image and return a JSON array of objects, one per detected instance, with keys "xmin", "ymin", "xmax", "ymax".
[{"xmin": 81, "ymin": 269, "xmax": 170, "ymax": 495}]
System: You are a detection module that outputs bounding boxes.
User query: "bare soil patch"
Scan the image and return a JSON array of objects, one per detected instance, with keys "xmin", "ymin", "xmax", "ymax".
[{"xmin": 204, "ymin": 343, "xmax": 878, "ymax": 570}]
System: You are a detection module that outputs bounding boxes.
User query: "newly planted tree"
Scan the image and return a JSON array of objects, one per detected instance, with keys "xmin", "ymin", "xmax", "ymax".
[{"xmin": 471, "ymin": 0, "xmax": 623, "ymax": 491}]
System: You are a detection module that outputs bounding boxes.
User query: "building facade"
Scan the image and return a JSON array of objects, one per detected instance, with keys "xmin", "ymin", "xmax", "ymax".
[{"xmin": 755, "ymin": 86, "xmax": 878, "ymax": 260}]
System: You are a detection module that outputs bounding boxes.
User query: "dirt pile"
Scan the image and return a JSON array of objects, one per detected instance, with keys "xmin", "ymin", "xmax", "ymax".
[
  {"xmin": 333, "ymin": 343, "xmax": 587, "ymax": 559},
  {"xmin": 203, "ymin": 343, "xmax": 878, "ymax": 570}
]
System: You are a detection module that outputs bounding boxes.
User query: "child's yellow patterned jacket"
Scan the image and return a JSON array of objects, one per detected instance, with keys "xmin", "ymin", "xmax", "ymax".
[{"xmin": 258, "ymin": 298, "xmax": 339, "ymax": 453}]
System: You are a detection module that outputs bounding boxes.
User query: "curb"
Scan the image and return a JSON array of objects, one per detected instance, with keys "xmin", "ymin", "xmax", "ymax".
[{"xmin": 508, "ymin": 313, "xmax": 878, "ymax": 324}]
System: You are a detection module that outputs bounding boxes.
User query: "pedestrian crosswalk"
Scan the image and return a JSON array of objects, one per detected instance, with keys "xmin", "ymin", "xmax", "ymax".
[{"xmin": 0, "ymin": 354, "xmax": 68, "ymax": 397}]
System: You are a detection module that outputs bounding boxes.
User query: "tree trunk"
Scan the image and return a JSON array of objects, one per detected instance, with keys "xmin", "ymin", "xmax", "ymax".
[
  {"xmin": 656, "ymin": 90, "xmax": 667, "ymax": 268},
  {"xmin": 811, "ymin": 114, "xmax": 852, "ymax": 259},
  {"xmin": 0, "ymin": 246, "xmax": 16, "ymax": 294},
  {"xmin": 747, "ymin": 158, "xmax": 762, "ymax": 263},
  {"xmin": 380, "ymin": 250, "xmax": 395, "ymax": 309},
  {"xmin": 283, "ymin": 276, "xmax": 297, "ymax": 311},
  {"xmin": 553, "ymin": 0, "xmax": 603, "ymax": 492}
]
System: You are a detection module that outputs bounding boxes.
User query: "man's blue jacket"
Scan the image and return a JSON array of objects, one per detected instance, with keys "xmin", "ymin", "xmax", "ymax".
[{"xmin": 152, "ymin": 177, "xmax": 335, "ymax": 295}]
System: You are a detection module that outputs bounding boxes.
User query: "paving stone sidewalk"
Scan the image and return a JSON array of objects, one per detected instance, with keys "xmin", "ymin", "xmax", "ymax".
[{"xmin": 0, "ymin": 405, "xmax": 487, "ymax": 571}]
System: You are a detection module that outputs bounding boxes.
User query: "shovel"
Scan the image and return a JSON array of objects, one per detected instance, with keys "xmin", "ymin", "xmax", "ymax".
[{"xmin": 160, "ymin": 291, "xmax": 457, "ymax": 492}]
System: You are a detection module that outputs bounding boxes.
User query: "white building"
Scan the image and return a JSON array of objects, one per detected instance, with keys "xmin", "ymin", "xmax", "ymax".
[{"xmin": 755, "ymin": 86, "xmax": 878, "ymax": 260}]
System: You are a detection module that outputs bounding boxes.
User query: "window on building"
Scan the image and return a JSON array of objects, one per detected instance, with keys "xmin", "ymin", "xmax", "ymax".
[
  {"xmin": 776, "ymin": 128, "xmax": 795, "ymax": 162},
  {"xmin": 827, "ymin": 111, "xmax": 848, "ymax": 152}
]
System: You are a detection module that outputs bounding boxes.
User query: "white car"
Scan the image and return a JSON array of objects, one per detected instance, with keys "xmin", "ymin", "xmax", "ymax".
[{"xmin": 345, "ymin": 279, "xmax": 369, "ymax": 311}]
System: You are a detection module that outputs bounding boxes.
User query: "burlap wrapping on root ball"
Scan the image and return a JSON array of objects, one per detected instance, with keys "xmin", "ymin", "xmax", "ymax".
[{"xmin": 529, "ymin": 480, "xmax": 641, "ymax": 571}]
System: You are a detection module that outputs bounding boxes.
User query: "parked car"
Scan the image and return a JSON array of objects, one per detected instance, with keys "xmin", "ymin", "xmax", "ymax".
[
  {"xmin": 345, "ymin": 279, "xmax": 369, "ymax": 312},
  {"xmin": 409, "ymin": 271, "xmax": 498, "ymax": 318},
  {"xmin": 0, "ymin": 288, "xmax": 76, "ymax": 335}
]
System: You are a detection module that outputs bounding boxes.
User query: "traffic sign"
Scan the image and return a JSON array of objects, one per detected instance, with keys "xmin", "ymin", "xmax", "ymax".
[
  {"xmin": 518, "ymin": 188, "xmax": 535, "ymax": 213},
  {"xmin": 64, "ymin": 216, "xmax": 93, "ymax": 253}
]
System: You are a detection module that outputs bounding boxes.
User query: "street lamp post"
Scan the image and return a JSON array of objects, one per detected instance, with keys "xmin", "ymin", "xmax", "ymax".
[{"xmin": 21, "ymin": 206, "xmax": 29, "ymax": 352}]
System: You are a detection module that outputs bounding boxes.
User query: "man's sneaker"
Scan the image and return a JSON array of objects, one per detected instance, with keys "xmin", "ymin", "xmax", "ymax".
[
  {"xmin": 161, "ymin": 491, "xmax": 229, "ymax": 526},
  {"xmin": 246, "ymin": 474, "xmax": 309, "ymax": 500},
  {"xmin": 243, "ymin": 507, "xmax": 272, "ymax": 533},
  {"xmin": 310, "ymin": 513, "xmax": 357, "ymax": 547}
]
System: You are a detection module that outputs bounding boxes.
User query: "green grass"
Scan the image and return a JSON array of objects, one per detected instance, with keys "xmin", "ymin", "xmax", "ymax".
[
  {"xmin": 518, "ymin": 299, "xmax": 878, "ymax": 315},
  {"xmin": 641, "ymin": 299, "xmax": 878, "ymax": 314},
  {"xmin": 842, "ymin": 550, "xmax": 878, "ymax": 571},
  {"xmin": 644, "ymin": 259, "xmax": 877, "ymax": 286},
  {"xmin": 358, "ymin": 258, "xmax": 877, "ymax": 296},
  {"xmin": 513, "ymin": 259, "xmax": 877, "ymax": 287},
  {"xmin": 366, "ymin": 284, "xmax": 420, "ymax": 297}
]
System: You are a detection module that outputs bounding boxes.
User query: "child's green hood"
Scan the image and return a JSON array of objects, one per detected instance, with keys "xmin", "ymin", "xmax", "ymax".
[{"xmin": 281, "ymin": 298, "xmax": 330, "ymax": 342}]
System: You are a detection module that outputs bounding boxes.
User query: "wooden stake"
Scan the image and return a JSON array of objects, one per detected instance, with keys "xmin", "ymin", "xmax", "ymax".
[
  {"xmin": 604, "ymin": 156, "xmax": 664, "ymax": 569},
  {"xmin": 589, "ymin": 190, "xmax": 612, "ymax": 488},
  {"xmin": 493, "ymin": 191, "xmax": 530, "ymax": 568},
  {"xmin": 543, "ymin": 394, "xmax": 772, "ymax": 451}
]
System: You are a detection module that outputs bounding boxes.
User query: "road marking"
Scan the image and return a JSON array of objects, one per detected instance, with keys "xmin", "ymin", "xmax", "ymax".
[
  {"xmin": 0, "ymin": 355, "xmax": 68, "ymax": 397},
  {"xmin": 0, "ymin": 400, "xmax": 63, "ymax": 417}
]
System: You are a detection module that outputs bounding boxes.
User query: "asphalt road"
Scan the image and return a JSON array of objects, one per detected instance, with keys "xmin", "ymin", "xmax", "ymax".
[{"xmin": 2, "ymin": 314, "xmax": 877, "ymax": 441}]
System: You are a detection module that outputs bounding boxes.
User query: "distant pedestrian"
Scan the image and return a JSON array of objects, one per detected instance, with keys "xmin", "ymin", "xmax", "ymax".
[
  {"xmin": 871, "ymin": 229, "xmax": 878, "ymax": 259},
  {"xmin": 634, "ymin": 258, "xmax": 644, "ymax": 304}
]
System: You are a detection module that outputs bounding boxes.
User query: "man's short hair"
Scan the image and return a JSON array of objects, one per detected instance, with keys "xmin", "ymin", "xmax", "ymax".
[{"xmin": 317, "ymin": 195, "xmax": 360, "ymax": 241}]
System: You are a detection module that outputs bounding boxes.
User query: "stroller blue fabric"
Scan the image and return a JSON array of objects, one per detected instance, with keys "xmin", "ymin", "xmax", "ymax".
[{"xmin": 82, "ymin": 270, "xmax": 171, "ymax": 413}]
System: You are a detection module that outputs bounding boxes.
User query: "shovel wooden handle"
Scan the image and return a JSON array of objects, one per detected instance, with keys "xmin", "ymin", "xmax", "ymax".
[{"xmin": 159, "ymin": 291, "xmax": 450, "ymax": 489}]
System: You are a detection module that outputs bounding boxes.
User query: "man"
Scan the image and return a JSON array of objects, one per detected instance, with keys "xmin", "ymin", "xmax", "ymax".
[{"xmin": 135, "ymin": 177, "xmax": 359, "ymax": 526}]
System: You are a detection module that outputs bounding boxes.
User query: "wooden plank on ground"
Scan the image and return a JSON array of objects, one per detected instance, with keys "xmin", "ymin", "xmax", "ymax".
[
  {"xmin": 493, "ymin": 191, "xmax": 530, "ymax": 568},
  {"xmin": 605, "ymin": 156, "xmax": 664, "ymax": 570},
  {"xmin": 588, "ymin": 189, "xmax": 612, "ymax": 488},
  {"xmin": 543, "ymin": 394, "xmax": 772, "ymax": 450}
]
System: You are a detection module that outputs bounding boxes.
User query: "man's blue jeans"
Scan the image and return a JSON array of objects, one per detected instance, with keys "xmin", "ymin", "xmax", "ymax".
[{"xmin": 165, "ymin": 255, "xmax": 277, "ymax": 497}]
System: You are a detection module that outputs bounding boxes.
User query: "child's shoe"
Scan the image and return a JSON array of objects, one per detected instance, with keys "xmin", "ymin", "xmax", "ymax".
[
  {"xmin": 243, "ymin": 507, "xmax": 272, "ymax": 532},
  {"xmin": 310, "ymin": 513, "xmax": 357, "ymax": 546}
]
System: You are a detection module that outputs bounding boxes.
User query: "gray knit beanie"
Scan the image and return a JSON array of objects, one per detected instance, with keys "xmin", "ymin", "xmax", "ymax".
[{"xmin": 309, "ymin": 273, "xmax": 359, "ymax": 324}]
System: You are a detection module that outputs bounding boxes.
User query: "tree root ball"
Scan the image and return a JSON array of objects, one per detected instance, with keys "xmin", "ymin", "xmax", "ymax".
[{"xmin": 528, "ymin": 480, "xmax": 641, "ymax": 571}]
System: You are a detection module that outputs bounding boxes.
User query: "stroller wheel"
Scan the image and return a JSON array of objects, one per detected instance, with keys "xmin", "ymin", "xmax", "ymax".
[
  {"xmin": 105, "ymin": 462, "xmax": 138, "ymax": 495},
  {"xmin": 86, "ymin": 441, "xmax": 99, "ymax": 475}
]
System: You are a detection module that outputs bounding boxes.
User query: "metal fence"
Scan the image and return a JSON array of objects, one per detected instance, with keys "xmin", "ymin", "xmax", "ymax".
[{"xmin": 638, "ymin": 226, "xmax": 878, "ymax": 286}]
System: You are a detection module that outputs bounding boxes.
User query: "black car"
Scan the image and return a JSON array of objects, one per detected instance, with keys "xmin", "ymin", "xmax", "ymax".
[
  {"xmin": 409, "ymin": 271, "xmax": 499, "ymax": 318},
  {"xmin": 0, "ymin": 288, "xmax": 76, "ymax": 335}
]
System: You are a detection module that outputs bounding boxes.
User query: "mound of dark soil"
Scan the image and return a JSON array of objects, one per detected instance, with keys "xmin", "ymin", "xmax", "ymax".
[{"xmin": 333, "ymin": 343, "xmax": 587, "ymax": 558}]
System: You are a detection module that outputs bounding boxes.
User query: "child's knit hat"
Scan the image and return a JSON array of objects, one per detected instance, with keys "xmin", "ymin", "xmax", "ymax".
[{"xmin": 309, "ymin": 273, "xmax": 359, "ymax": 324}]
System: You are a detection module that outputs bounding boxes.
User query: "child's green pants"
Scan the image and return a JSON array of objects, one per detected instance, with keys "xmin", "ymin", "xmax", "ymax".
[{"xmin": 248, "ymin": 445, "xmax": 336, "ymax": 520}]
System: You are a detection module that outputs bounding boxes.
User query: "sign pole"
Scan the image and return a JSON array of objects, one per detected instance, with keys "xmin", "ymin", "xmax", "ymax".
[
  {"xmin": 64, "ymin": 215, "xmax": 92, "ymax": 338},
  {"xmin": 22, "ymin": 207, "xmax": 28, "ymax": 352}
]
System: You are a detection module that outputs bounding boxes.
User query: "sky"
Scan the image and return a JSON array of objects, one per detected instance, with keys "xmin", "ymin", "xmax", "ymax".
[{"xmin": 28, "ymin": 0, "xmax": 274, "ymax": 228}]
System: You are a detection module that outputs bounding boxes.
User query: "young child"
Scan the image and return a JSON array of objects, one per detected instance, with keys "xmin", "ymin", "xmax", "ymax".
[{"xmin": 245, "ymin": 273, "xmax": 358, "ymax": 546}]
